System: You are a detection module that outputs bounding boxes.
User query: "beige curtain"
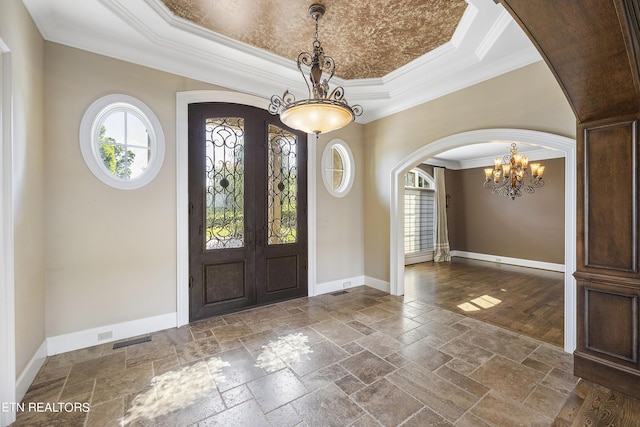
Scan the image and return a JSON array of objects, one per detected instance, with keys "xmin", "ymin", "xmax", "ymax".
[{"xmin": 433, "ymin": 167, "xmax": 451, "ymax": 262}]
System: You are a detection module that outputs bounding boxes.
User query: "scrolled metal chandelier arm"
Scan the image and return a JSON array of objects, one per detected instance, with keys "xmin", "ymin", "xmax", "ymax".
[
  {"xmin": 268, "ymin": 3, "xmax": 363, "ymax": 134},
  {"xmin": 268, "ymin": 91, "xmax": 296, "ymax": 115},
  {"xmin": 483, "ymin": 143, "xmax": 546, "ymax": 200},
  {"xmin": 483, "ymin": 175, "xmax": 544, "ymax": 199},
  {"xmin": 297, "ymin": 52, "xmax": 315, "ymax": 98}
]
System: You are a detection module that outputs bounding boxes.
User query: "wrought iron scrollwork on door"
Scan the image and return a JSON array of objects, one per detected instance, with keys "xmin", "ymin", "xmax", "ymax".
[
  {"xmin": 267, "ymin": 125, "xmax": 298, "ymax": 245},
  {"xmin": 204, "ymin": 117, "xmax": 245, "ymax": 250}
]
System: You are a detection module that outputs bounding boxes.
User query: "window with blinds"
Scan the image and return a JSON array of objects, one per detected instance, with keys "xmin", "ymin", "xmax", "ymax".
[
  {"xmin": 404, "ymin": 188, "xmax": 435, "ymax": 254},
  {"xmin": 404, "ymin": 168, "xmax": 436, "ymax": 265}
]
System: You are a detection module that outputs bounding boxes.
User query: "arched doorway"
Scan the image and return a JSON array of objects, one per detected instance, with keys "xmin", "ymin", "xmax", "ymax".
[
  {"xmin": 389, "ymin": 129, "xmax": 576, "ymax": 352},
  {"xmin": 186, "ymin": 102, "xmax": 309, "ymax": 320},
  {"xmin": 175, "ymin": 91, "xmax": 317, "ymax": 327}
]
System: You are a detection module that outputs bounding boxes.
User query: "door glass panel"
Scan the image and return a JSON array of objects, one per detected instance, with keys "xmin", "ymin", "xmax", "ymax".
[
  {"xmin": 205, "ymin": 117, "xmax": 245, "ymax": 250},
  {"xmin": 267, "ymin": 125, "xmax": 298, "ymax": 245}
]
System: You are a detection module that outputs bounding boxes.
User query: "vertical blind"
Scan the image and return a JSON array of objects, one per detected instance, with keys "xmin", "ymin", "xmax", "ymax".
[{"xmin": 404, "ymin": 188, "xmax": 435, "ymax": 254}]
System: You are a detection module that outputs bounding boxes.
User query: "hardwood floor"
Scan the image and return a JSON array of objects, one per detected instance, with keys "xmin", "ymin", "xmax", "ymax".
[
  {"xmin": 404, "ymin": 257, "xmax": 565, "ymax": 347},
  {"xmin": 552, "ymin": 379, "xmax": 640, "ymax": 426}
]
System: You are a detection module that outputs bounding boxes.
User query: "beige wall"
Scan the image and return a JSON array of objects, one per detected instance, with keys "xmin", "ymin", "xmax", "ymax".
[
  {"xmin": 43, "ymin": 42, "xmax": 366, "ymax": 336},
  {"xmin": 363, "ymin": 61, "xmax": 576, "ymax": 282},
  {"xmin": 44, "ymin": 43, "xmax": 225, "ymax": 336},
  {"xmin": 446, "ymin": 157, "xmax": 565, "ymax": 264},
  {"xmin": 0, "ymin": 1, "xmax": 46, "ymax": 378},
  {"xmin": 315, "ymin": 125, "xmax": 365, "ymax": 284}
]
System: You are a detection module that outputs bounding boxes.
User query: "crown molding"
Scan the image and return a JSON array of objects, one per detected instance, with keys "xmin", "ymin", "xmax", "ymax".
[
  {"xmin": 456, "ymin": 148, "xmax": 565, "ymax": 170},
  {"xmin": 475, "ymin": 9, "xmax": 514, "ymax": 60},
  {"xmin": 142, "ymin": 0, "xmax": 300, "ymax": 72},
  {"xmin": 23, "ymin": 0, "xmax": 541, "ymax": 124},
  {"xmin": 428, "ymin": 144, "xmax": 566, "ymax": 171},
  {"xmin": 424, "ymin": 158, "xmax": 462, "ymax": 170},
  {"xmin": 451, "ymin": 1, "xmax": 480, "ymax": 48}
]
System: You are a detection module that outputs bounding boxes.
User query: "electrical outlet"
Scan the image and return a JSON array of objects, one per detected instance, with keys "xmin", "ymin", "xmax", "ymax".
[
  {"xmin": 343, "ymin": 281, "xmax": 351, "ymax": 289},
  {"xmin": 97, "ymin": 331, "xmax": 113, "ymax": 341}
]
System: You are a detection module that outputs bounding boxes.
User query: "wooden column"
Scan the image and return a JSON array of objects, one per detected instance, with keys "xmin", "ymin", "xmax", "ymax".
[
  {"xmin": 575, "ymin": 116, "xmax": 640, "ymax": 398},
  {"xmin": 496, "ymin": 0, "xmax": 640, "ymax": 398}
]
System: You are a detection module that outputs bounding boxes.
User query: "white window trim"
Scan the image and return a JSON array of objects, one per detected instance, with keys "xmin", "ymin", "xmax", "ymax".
[
  {"xmin": 321, "ymin": 138, "xmax": 355, "ymax": 198},
  {"xmin": 79, "ymin": 94, "xmax": 165, "ymax": 190},
  {"xmin": 404, "ymin": 168, "xmax": 434, "ymax": 189}
]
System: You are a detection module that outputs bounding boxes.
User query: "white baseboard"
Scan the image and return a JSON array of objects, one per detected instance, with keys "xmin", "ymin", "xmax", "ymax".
[
  {"xmin": 364, "ymin": 276, "xmax": 391, "ymax": 293},
  {"xmin": 16, "ymin": 340, "xmax": 47, "ymax": 403},
  {"xmin": 405, "ymin": 253, "xmax": 433, "ymax": 265},
  {"xmin": 451, "ymin": 250, "xmax": 565, "ymax": 272},
  {"xmin": 315, "ymin": 275, "xmax": 366, "ymax": 295},
  {"xmin": 46, "ymin": 312, "xmax": 177, "ymax": 356},
  {"xmin": 315, "ymin": 275, "xmax": 391, "ymax": 296}
]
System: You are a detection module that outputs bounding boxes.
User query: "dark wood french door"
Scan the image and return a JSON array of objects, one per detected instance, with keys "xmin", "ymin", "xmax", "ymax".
[{"xmin": 188, "ymin": 103, "xmax": 308, "ymax": 321}]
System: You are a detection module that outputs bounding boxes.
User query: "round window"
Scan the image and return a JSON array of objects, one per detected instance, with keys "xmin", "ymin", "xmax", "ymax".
[
  {"xmin": 321, "ymin": 139, "xmax": 354, "ymax": 197},
  {"xmin": 79, "ymin": 94, "xmax": 165, "ymax": 190}
]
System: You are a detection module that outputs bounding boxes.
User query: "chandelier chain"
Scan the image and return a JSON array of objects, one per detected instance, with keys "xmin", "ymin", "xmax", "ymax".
[
  {"xmin": 314, "ymin": 14, "xmax": 319, "ymax": 42},
  {"xmin": 268, "ymin": 3, "xmax": 362, "ymax": 134}
]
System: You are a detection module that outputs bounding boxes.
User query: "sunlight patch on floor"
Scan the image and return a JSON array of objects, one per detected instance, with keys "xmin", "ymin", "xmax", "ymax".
[
  {"xmin": 255, "ymin": 332, "xmax": 312, "ymax": 373},
  {"xmin": 457, "ymin": 302, "xmax": 481, "ymax": 312},
  {"xmin": 458, "ymin": 294, "xmax": 502, "ymax": 312},
  {"xmin": 123, "ymin": 357, "xmax": 230, "ymax": 424}
]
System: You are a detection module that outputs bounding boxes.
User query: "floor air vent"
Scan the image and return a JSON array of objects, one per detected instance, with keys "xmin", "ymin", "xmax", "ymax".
[
  {"xmin": 112, "ymin": 335, "xmax": 152, "ymax": 349},
  {"xmin": 330, "ymin": 290, "xmax": 349, "ymax": 296}
]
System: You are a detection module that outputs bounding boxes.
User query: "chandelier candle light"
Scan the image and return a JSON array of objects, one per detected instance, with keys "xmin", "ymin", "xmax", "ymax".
[
  {"xmin": 269, "ymin": 3, "xmax": 362, "ymax": 134},
  {"xmin": 483, "ymin": 143, "xmax": 545, "ymax": 200}
]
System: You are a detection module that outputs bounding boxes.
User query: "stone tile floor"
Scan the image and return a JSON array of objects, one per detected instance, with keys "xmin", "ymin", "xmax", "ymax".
[{"xmin": 15, "ymin": 286, "xmax": 583, "ymax": 426}]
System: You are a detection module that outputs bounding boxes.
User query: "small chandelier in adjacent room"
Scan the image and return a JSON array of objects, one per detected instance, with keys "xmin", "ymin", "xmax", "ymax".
[
  {"xmin": 269, "ymin": 3, "xmax": 362, "ymax": 134},
  {"xmin": 483, "ymin": 143, "xmax": 546, "ymax": 200}
]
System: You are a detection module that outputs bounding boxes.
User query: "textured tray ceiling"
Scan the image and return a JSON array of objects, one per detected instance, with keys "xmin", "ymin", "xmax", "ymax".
[{"xmin": 161, "ymin": 0, "xmax": 467, "ymax": 80}]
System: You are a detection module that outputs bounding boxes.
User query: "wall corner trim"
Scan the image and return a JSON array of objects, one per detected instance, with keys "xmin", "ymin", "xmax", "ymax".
[
  {"xmin": 46, "ymin": 312, "xmax": 177, "ymax": 356},
  {"xmin": 15, "ymin": 340, "xmax": 47, "ymax": 404},
  {"xmin": 363, "ymin": 276, "xmax": 391, "ymax": 293},
  {"xmin": 0, "ymin": 44, "xmax": 16, "ymax": 427},
  {"xmin": 314, "ymin": 275, "xmax": 391, "ymax": 295}
]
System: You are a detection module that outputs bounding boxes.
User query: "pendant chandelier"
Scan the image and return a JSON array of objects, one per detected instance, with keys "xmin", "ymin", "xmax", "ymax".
[
  {"xmin": 269, "ymin": 3, "xmax": 362, "ymax": 135},
  {"xmin": 483, "ymin": 143, "xmax": 546, "ymax": 200}
]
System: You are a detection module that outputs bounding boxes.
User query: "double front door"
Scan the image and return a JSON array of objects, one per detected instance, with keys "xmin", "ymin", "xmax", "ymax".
[{"xmin": 188, "ymin": 103, "xmax": 308, "ymax": 321}]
